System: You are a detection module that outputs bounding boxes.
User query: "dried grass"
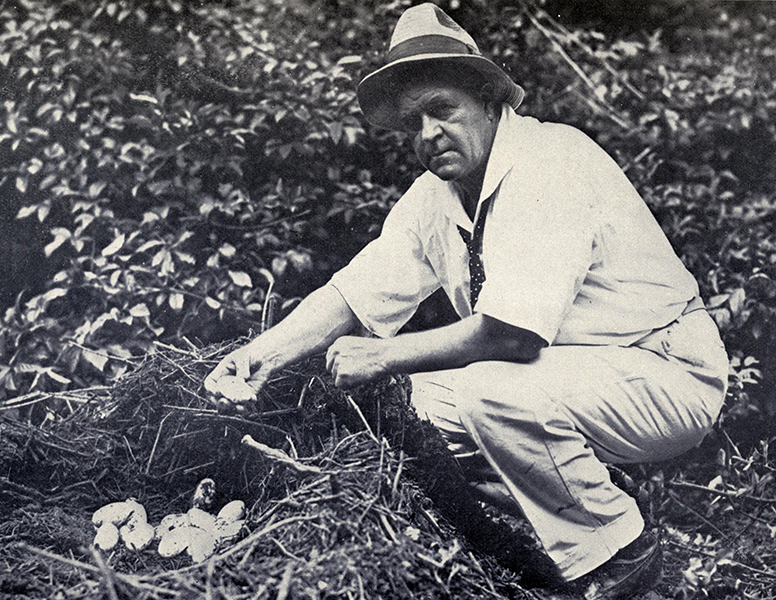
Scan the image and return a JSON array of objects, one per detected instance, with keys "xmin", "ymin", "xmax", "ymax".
[{"xmin": 0, "ymin": 341, "xmax": 537, "ymax": 599}]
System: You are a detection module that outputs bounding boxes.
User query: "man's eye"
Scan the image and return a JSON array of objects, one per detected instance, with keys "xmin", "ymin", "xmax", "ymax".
[
  {"xmin": 430, "ymin": 105, "xmax": 454, "ymax": 120},
  {"xmin": 401, "ymin": 116, "xmax": 421, "ymax": 132}
]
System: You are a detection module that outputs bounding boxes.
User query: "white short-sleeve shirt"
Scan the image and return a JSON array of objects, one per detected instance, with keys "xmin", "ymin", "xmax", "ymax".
[{"xmin": 329, "ymin": 105, "xmax": 699, "ymax": 346}]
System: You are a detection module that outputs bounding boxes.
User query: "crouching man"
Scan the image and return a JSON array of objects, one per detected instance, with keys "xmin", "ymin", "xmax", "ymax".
[{"xmin": 206, "ymin": 5, "xmax": 728, "ymax": 598}]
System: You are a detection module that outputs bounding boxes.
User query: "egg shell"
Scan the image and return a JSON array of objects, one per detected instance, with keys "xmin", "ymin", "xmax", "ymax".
[
  {"xmin": 92, "ymin": 502, "xmax": 134, "ymax": 528},
  {"xmin": 187, "ymin": 528, "xmax": 216, "ymax": 563},
  {"xmin": 156, "ymin": 513, "xmax": 188, "ymax": 539},
  {"xmin": 214, "ymin": 518, "xmax": 245, "ymax": 545},
  {"xmin": 124, "ymin": 498, "xmax": 147, "ymax": 524},
  {"xmin": 158, "ymin": 525, "xmax": 194, "ymax": 558},
  {"xmin": 187, "ymin": 507, "xmax": 217, "ymax": 532},
  {"xmin": 191, "ymin": 478, "xmax": 216, "ymax": 510},
  {"xmin": 123, "ymin": 521, "xmax": 156, "ymax": 551},
  {"xmin": 216, "ymin": 375, "xmax": 255, "ymax": 402},
  {"xmin": 216, "ymin": 500, "xmax": 245, "ymax": 523},
  {"xmin": 93, "ymin": 522, "xmax": 120, "ymax": 551}
]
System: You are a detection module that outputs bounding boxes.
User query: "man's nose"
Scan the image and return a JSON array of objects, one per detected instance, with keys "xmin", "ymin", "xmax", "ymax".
[{"xmin": 419, "ymin": 114, "xmax": 442, "ymax": 142}]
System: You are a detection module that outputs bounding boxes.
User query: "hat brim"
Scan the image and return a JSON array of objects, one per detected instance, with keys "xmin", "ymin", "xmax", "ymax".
[{"xmin": 357, "ymin": 54, "xmax": 524, "ymax": 130}]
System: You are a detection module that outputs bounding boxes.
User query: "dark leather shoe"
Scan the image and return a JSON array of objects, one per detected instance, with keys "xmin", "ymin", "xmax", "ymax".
[{"xmin": 530, "ymin": 530, "xmax": 662, "ymax": 600}]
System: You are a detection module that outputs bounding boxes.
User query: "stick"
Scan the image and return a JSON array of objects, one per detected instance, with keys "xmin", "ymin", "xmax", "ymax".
[
  {"xmin": 276, "ymin": 563, "xmax": 295, "ymax": 600},
  {"xmin": 664, "ymin": 539, "xmax": 776, "ymax": 580},
  {"xmin": 345, "ymin": 393, "xmax": 379, "ymax": 444},
  {"xmin": 17, "ymin": 543, "xmax": 175, "ymax": 595},
  {"xmin": 667, "ymin": 489, "xmax": 727, "ymax": 538},
  {"xmin": 146, "ymin": 412, "xmax": 173, "ymax": 474},
  {"xmin": 89, "ymin": 547, "xmax": 120, "ymax": 600},
  {"xmin": 668, "ymin": 479, "xmax": 776, "ymax": 504},
  {"xmin": 528, "ymin": 0, "xmax": 646, "ymax": 100},
  {"xmin": 241, "ymin": 434, "xmax": 322, "ymax": 475}
]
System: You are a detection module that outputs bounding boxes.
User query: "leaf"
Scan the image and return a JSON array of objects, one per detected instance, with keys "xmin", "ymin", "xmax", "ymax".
[
  {"xmin": 137, "ymin": 240, "xmax": 165, "ymax": 253},
  {"xmin": 41, "ymin": 288, "xmax": 67, "ymax": 303},
  {"xmin": 707, "ymin": 294, "xmax": 729, "ymax": 309},
  {"xmin": 44, "ymin": 228, "xmax": 71, "ymax": 257},
  {"xmin": 228, "ymin": 270, "xmax": 253, "ymax": 288},
  {"xmin": 337, "ymin": 55, "xmax": 362, "ymax": 66},
  {"xmin": 16, "ymin": 205, "xmax": 37, "ymax": 219},
  {"xmin": 205, "ymin": 297, "xmax": 221, "ymax": 309},
  {"xmin": 27, "ymin": 158, "xmax": 43, "ymax": 174},
  {"xmin": 88, "ymin": 181, "xmax": 107, "ymax": 198},
  {"xmin": 44, "ymin": 369, "xmax": 72, "ymax": 385},
  {"xmin": 325, "ymin": 121, "xmax": 343, "ymax": 144},
  {"xmin": 102, "ymin": 233, "xmax": 126, "ymax": 256},
  {"xmin": 129, "ymin": 92, "xmax": 159, "ymax": 104},
  {"xmin": 728, "ymin": 287, "xmax": 746, "ymax": 316},
  {"xmin": 129, "ymin": 303, "xmax": 151, "ymax": 319},
  {"xmin": 219, "ymin": 244, "xmax": 236, "ymax": 258},
  {"xmin": 16, "ymin": 176, "xmax": 27, "ymax": 193},
  {"xmin": 169, "ymin": 293, "xmax": 184, "ymax": 311}
]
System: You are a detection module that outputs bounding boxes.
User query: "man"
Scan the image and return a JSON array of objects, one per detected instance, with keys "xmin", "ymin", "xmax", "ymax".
[{"xmin": 206, "ymin": 4, "xmax": 728, "ymax": 598}]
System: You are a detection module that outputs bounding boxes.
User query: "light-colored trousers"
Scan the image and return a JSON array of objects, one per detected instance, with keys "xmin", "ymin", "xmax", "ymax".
[{"xmin": 409, "ymin": 308, "xmax": 728, "ymax": 581}]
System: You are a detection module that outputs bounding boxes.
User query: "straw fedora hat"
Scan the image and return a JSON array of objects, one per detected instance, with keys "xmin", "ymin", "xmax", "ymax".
[{"xmin": 357, "ymin": 3, "xmax": 524, "ymax": 130}]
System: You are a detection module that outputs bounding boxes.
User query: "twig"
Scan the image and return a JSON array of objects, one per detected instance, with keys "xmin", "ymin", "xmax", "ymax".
[
  {"xmin": 345, "ymin": 393, "xmax": 379, "ymax": 444},
  {"xmin": 668, "ymin": 479, "xmax": 776, "ymax": 504},
  {"xmin": 667, "ymin": 489, "xmax": 728, "ymax": 538},
  {"xmin": 146, "ymin": 412, "xmax": 173, "ymax": 474},
  {"xmin": 0, "ymin": 386, "xmax": 110, "ymax": 411},
  {"xmin": 154, "ymin": 340, "xmax": 201, "ymax": 358},
  {"xmin": 211, "ymin": 515, "xmax": 318, "ymax": 565},
  {"xmin": 526, "ymin": 0, "xmax": 645, "ymax": 100},
  {"xmin": 241, "ymin": 434, "xmax": 322, "ymax": 475},
  {"xmin": 664, "ymin": 539, "xmax": 776, "ymax": 579},
  {"xmin": 259, "ymin": 269, "xmax": 276, "ymax": 334},
  {"xmin": 205, "ymin": 556, "xmax": 216, "ymax": 600},
  {"xmin": 89, "ymin": 546, "xmax": 120, "ymax": 600},
  {"xmin": 17, "ymin": 543, "xmax": 176, "ymax": 595},
  {"xmin": 519, "ymin": 3, "xmax": 635, "ymax": 131},
  {"xmin": 276, "ymin": 563, "xmax": 295, "ymax": 600}
]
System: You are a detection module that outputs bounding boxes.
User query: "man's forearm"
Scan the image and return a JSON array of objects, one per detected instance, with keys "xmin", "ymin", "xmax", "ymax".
[
  {"xmin": 254, "ymin": 284, "xmax": 359, "ymax": 371},
  {"xmin": 382, "ymin": 313, "xmax": 545, "ymax": 373},
  {"xmin": 206, "ymin": 284, "xmax": 359, "ymax": 393},
  {"xmin": 326, "ymin": 313, "xmax": 546, "ymax": 388}
]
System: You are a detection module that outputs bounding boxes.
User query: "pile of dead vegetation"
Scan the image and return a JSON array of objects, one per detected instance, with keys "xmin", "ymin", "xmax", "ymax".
[{"xmin": 0, "ymin": 341, "xmax": 544, "ymax": 600}]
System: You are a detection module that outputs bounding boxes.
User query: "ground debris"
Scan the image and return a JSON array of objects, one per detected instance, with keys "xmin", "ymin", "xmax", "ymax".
[{"xmin": 0, "ymin": 341, "xmax": 533, "ymax": 599}]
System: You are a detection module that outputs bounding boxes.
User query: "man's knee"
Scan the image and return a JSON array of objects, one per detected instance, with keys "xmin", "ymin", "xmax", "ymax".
[{"xmin": 456, "ymin": 361, "xmax": 542, "ymax": 424}]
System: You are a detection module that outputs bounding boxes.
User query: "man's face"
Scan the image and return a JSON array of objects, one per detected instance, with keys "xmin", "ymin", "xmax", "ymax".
[{"xmin": 397, "ymin": 81, "xmax": 496, "ymax": 184}]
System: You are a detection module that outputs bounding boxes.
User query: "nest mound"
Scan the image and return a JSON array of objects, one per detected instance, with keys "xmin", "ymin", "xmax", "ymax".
[{"xmin": 0, "ymin": 341, "xmax": 540, "ymax": 599}]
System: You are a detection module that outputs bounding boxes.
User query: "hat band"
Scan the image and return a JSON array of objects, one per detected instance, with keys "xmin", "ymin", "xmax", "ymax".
[{"xmin": 387, "ymin": 34, "xmax": 478, "ymax": 63}]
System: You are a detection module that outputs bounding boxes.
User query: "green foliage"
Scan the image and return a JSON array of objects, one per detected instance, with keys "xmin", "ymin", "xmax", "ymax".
[
  {"xmin": 0, "ymin": 0, "xmax": 411, "ymax": 395},
  {"xmin": 1, "ymin": 0, "xmax": 775, "ymax": 442}
]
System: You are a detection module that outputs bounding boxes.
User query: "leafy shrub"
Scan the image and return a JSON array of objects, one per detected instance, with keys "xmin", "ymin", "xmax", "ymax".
[{"xmin": 1, "ymin": 0, "xmax": 775, "ymax": 443}]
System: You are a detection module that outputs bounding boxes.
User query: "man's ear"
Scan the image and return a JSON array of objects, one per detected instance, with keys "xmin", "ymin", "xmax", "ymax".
[{"xmin": 480, "ymin": 83, "xmax": 498, "ymax": 119}]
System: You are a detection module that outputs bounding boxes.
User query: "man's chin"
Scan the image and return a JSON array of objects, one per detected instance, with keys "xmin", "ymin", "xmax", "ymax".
[{"xmin": 429, "ymin": 164, "xmax": 461, "ymax": 181}]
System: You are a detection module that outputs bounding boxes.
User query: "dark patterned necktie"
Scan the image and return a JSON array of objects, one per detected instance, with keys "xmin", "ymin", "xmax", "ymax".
[{"xmin": 457, "ymin": 196, "xmax": 492, "ymax": 308}]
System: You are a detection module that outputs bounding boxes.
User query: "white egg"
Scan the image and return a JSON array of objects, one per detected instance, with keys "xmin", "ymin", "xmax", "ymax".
[
  {"xmin": 188, "ymin": 507, "xmax": 217, "ymax": 533},
  {"xmin": 216, "ymin": 375, "xmax": 255, "ymax": 402},
  {"xmin": 158, "ymin": 525, "xmax": 194, "ymax": 558},
  {"xmin": 216, "ymin": 500, "xmax": 245, "ymax": 523},
  {"xmin": 187, "ymin": 528, "xmax": 216, "ymax": 562},
  {"xmin": 93, "ymin": 522, "xmax": 120, "ymax": 551},
  {"xmin": 92, "ymin": 502, "xmax": 133, "ymax": 528}
]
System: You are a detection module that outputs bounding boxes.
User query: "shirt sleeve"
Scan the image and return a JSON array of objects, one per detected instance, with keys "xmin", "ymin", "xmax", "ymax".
[
  {"xmin": 328, "ymin": 191, "xmax": 441, "ymax": 339},
  {"xmin": 474, "ymin": 126, "xmax": 598, "ymax": 345}
]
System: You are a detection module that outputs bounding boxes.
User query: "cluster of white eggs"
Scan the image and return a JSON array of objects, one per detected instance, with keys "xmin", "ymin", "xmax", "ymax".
[{"xmin": 91, "ymin": 479, "xmax": 246, "ymax": 562}]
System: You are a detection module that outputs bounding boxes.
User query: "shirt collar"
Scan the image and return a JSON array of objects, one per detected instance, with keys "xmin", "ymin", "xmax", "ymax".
[
  {"xmin": 444, "ymin": 104, "xmax": 521, "ymax": 228},
  {"xmin": 480, "ymin": 104, "xmax": 521, "ymax": 202}
]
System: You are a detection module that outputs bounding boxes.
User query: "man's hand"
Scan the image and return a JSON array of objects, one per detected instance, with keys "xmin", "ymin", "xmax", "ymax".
[
  {"xmin": 204, "ymin": 339, "xmax": 276, "ymax": 402},
  {"xmin": 325, "ymin": 336, "xmax": 390, "ymax": 389},
  {"xmin": 204, "ymin": 284, "xmax": 360, "ymax": 403}
]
